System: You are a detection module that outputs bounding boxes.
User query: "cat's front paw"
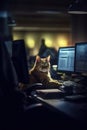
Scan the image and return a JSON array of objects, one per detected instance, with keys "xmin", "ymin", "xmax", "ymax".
[
  {"xmin": 52, "ymin": 79, "xmax": 63, "ymax": 86},
  {"xmin": 58, "ymin": 82, "xmax": 63, "ymax": 86}
]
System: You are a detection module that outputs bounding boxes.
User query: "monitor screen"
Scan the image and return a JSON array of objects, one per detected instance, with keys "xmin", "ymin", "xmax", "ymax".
[
  {"xmin": 75, "ymin": 42, "xmax": 87, "ymax": 73},
  {"xmin": 57, "ymin": 46, "xmax": 75, "ymax": 73},
  {"xmin": 12, "ymin": 39, "xmax": 29, "ymax": 84}
]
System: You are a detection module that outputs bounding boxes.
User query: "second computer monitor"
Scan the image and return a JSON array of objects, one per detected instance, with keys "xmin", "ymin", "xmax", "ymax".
[
  {"xmin": 57, "ymin": 46, "xmax": 75, "ymax": 73},
  {"xmin": 75, "ymin": 42, "xmax": 87, "ymax": 73}
]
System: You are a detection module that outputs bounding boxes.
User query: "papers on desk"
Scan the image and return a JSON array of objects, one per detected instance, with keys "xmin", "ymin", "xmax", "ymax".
[{"xmin": 35, "ymin": 89, "xmax": 65, "ymax": 99}]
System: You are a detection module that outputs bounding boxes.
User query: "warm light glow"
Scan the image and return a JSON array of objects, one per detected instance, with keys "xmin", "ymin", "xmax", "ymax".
[
  {"xmin": 27, "ymin": 39, "xmax": 35, "ymax": 48},
  {"xmin": 25, "ymin": 35, "xmax": 35, "ymax": 48},
  {"xmin": 45, "ymin": 39, "xmax": 53, "ymax": 47},
  {"xmin": 57, "ymin": 36, "xmax": 68, "ymax": 47},
  {"xmin": 41, "ymin": 34, "xmax": 53, "ymax": 47},
  {"xmin": 33, "ymin": 48, "xmax": 38, "ymax": 55},
  {"xmin": 13, "ymin": 33, "xmax": 22, "ymax": 40}
]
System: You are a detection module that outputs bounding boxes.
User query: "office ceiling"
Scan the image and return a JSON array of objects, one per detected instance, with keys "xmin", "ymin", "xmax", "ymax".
[{"xmin": 2, "ymin": 0, "xmax": 74, "ymax": 31}]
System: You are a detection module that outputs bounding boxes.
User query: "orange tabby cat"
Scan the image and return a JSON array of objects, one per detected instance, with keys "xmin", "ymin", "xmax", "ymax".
[{"xmin": 29, "ymin": 55, "xmax": 62, "ymax": 88}]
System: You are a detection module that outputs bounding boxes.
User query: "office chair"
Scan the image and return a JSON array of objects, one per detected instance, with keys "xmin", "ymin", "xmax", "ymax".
[
  {"xmin": 1, "ymin": 39, "xmax": 61, "ymax": 130},
  {"xmin": 0, "ymin": 40, "xmax": 45, "ymax": 129},
  {"xmin": 0, "ymin": 39, "xmax": 25, "ymax": 112}
]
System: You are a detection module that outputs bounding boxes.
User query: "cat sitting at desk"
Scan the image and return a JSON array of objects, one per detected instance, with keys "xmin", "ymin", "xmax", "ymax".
[{"xmin": 28, "ymin": 55, "xmax": 62, "ymax": 88}]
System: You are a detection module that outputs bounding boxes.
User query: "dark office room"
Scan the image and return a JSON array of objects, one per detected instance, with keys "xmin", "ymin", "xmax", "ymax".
[{"xmin": 0, "ymin": 0, "xmax": 87, "ymax": 129}]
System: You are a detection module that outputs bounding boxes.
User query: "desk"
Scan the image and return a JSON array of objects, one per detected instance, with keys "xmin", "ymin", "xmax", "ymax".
[{"xmin": 31, "ymin": 90, "xmax": 87, "ymax": 128}]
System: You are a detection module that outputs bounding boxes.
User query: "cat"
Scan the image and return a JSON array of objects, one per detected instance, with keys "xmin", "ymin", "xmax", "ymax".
[{"xmin": 28, "ymin": 55, "xmax": 62, "ymax": 89}]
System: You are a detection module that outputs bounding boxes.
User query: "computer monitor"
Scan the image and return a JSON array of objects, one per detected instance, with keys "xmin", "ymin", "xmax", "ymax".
[
  {"xmin": 57, "ymin": 46, "xmax": 75, "ymax": 73},
  {"xmin": 12, "ymin": 39, "xmax": 29, "ymax": 84},
  {"xmin": 75, "ymin": 42, "xmax": 87, "ymax": 73}
]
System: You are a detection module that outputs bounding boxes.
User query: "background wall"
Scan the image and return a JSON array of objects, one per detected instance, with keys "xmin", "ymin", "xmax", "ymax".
[{"xmin": 12, "ymin": 30, "xmax": 72, "ymax": 56}]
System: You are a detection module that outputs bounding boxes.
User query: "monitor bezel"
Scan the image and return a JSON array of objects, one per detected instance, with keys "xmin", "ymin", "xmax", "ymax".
[{"xmin": 57, "ymin": 46, "xmax": 75, "ymax": 73}]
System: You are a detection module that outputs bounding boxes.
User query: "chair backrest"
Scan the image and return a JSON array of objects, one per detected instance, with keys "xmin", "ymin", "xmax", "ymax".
[
  {"xmin": 12, "ymin": 39, "xmax": 29, "ymax": 84},
  {"xmin": 0, "ymin": 40, "xmax": 25, "ymax": 115},
  {"xmin": 0, "ymin": 40, "xmax": 18, "ymax": 97}
]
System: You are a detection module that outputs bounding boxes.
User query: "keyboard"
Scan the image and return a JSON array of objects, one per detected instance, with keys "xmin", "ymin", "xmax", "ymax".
[
  {"xmin": 59, "ymin": 80, "xmax": 87, "ymax": 95},
  {"xmin": 59, "ymin": 80, "xmax": 77, "ymax": 94},
  {"xmin": 63, "ymin": 80, "xmax": 77, "ymax": 87},
  {"xmin": 58, "ymin": 80, "xmax": 78, "ymax": 87}
]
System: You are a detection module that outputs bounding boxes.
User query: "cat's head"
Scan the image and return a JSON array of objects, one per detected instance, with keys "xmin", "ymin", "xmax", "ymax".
[{"xmin": 35, "ymin": 55, "xmax": 50, "ymax": 73}]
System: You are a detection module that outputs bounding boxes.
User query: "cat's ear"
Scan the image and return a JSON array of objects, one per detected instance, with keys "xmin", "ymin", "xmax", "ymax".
[
  {"xmin": 47, "ymin": 55, "xmax": 50, "ymax": 62},
  {"xmin": 36, "ymin": 55, "xmax": 41, "ymax": 62}
]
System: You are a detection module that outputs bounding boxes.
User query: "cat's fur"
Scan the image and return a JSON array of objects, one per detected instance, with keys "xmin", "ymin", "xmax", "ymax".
[{"xmin": 29, "ymin": 55, "xmax": 62, "ymax": 88}]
